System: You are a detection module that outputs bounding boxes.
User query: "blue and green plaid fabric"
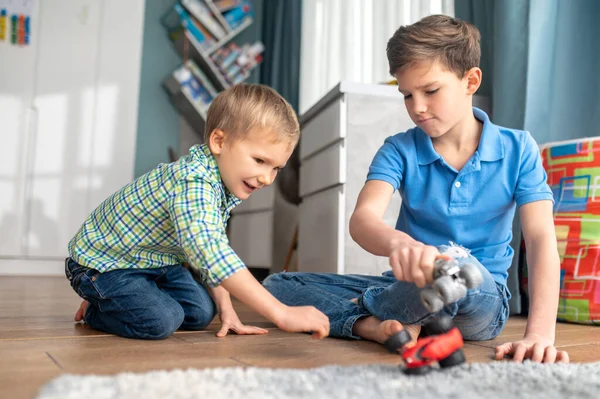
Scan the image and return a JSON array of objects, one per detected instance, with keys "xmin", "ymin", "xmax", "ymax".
[{"xmin": 68, "ymin": 144, "xmax": 244, "ymax": 287}]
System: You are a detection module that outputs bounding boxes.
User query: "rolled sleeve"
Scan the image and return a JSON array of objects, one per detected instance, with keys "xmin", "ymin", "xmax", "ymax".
[
  {"xmin": 366, "ymin": 137, "xmax": 404, "ymax": 191},
  {"xmin": 515, "ymin": 132, "xmax": 554, "ymax": 207},
  {"xmin": 167, "ymin": 176, "xmax": 246, "ymax": 287}
]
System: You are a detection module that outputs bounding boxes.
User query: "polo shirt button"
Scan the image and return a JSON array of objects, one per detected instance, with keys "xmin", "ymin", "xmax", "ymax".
[{"xmin": 454, "ymin": 181, "xmax": 461, "ymax": 188}]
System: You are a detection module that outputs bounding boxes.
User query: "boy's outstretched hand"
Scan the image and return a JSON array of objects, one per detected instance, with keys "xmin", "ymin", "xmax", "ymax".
[
  {"xmin": 219, "ymin": 269, "xmax": 329, "ymax": 339},
  {"xmin": 216, "ymin": 307, "xmax": 269, "ymax": 338},
  {"xmin": 495, "ymin": 333, "xmax": 569, "ymax": 363},
  {"xmin": 275, "ymin": 305, "xmax": 330, "ymax": 339}
]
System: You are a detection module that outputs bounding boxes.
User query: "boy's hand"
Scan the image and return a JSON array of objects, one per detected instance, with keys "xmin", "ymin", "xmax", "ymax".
[
  {"xmin": 389, "ymin": 241, "xmax": 440, "ymax": 288},
  {"xmin": 495, "ymin": 333, "xmax": 569, "ymax": 363},
  {"xmin": 216, "ymin": 307, "xmax": 269, "ymax": 338},
  {"xmin": 275, "ymin": 305, "xmax": 330, "ymax": 339},
  {"xmin": 219, "ymin": 269, "xmax": 328, "ymax": 339}
]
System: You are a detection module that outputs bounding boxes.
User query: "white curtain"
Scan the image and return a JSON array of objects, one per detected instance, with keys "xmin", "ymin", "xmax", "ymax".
[{"xmin": 300, "ymin": 0, "xmax": 455, "ymax": 113}]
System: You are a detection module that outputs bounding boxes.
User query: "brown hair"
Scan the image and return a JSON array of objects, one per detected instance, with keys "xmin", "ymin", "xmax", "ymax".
[
  {"xmin": 386, "ymin": 14, "xmax": 481, "ymax": 77},
  {"xmin": 204, "ymin": 83, "xmax": 299, "ymax": 144}
]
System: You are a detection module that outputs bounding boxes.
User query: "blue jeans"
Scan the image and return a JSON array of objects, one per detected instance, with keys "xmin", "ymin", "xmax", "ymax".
[
  {"xmin": 263, "ymin": 246, "xmax": 510, "ymax": 341},
  {"xmin": 65, "ymin": 258, "xmax": 216, "ymax": 340}
]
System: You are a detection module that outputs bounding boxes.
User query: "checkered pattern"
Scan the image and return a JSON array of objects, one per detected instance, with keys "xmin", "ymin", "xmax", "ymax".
[{"xmin": 68, "ymin": 144, "xmax": 244, "ymax": 287}]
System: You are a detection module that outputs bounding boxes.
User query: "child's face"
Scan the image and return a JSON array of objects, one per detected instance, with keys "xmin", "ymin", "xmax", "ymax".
[
  {"xmin": 395, "ymin": 60, "xmax": 478, "ymax": 139},
  {"xmin": 209, "ymin": 128, "xmax": 294, "ymax": 200}
]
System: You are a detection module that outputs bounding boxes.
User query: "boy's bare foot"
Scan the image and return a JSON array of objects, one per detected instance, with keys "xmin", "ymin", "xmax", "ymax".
[
  {"xmin": 74, "ymin": 300, "xmax": 89, "ymax": 322},
  {"xmin": 353, "ymin": 315, "xmax": 421, "ymax": 345}
]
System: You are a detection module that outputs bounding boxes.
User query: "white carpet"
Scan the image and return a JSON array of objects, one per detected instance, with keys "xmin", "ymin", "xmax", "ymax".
[{"xmin": 37, "ymin": 361, "xmax": 600, "ymax": 399}]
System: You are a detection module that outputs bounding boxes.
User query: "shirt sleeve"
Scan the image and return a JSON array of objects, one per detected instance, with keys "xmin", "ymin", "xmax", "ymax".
[
  {"xmin": 366, "ymin": 136, "xmax": 404, "ymax": 191},
  {"xmin": 515, "ymin": 132, "xmax": 554, "ymax": 207},
  {"xmin": 167, "ymin": 175, "xmax": 246, "ymax": 287}
]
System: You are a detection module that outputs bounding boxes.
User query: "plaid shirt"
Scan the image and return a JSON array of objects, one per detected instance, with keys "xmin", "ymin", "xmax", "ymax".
[{"xmin": 68, "ymin": 144, "xmax": 244, "ymax": 287}]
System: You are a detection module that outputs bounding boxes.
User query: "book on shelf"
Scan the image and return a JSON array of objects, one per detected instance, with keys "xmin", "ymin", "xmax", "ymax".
[
  {"xmin": 173, "ymin": 4, "xmax": 215, "ymax": 52},
  {"xmin": 181, "ymin": 0, "xmax": 228, "ymax": 39},
  {"xmin": 222, "ymin": 0, "xmax": 254, "ymax": 30},
  {"xmin": 185, "ymin": 59, "xmax": 219, "ymax": 98},
  {"xmin": 173, "ymin": 64, "xmax": 215, "ymax": 114},
  {"xmin": 210, "ymin": 41, "xmax": 264, "ymax": 85},
  {"xmin": 213, "ymin": 0, "xmax": 244, "ymax": 12}
]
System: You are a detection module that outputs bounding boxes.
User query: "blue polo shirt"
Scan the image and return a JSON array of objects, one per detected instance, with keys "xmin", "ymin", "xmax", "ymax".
[{"xmin": 367, "ymin": 107, "xmax": 553, "ymax": 286}]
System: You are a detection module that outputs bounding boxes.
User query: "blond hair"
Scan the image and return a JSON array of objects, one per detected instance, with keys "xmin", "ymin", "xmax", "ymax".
[
  {"xmin": 204, "ymin": 83, "xmax": 299, "ymax": 144},
  {"xmin": 386, "ymin": 14, "xmax": 481, "ymax": 77}
]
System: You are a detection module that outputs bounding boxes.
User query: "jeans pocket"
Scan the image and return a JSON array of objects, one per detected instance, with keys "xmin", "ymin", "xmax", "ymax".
[
  {"xmin": 73, "ymin": 268, "xmax": 106, "ymax": 312},
  {"xmin": 66, "ymin": 258, "xmax": 91, "ymax": 291},
  {"xmin": 83, "ymin": 268, "xmax": 105, "ymax": 297}
]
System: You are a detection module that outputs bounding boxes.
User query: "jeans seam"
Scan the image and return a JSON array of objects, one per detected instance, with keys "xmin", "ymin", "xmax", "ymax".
[
  {"xmin": 297, "ymin": 277, "xmax": 374, "ymax": 289},
  {"xmin": 468, "ymin": 289, "xmax": 503, "ymax": 298},
  {"xmin": 85, "ymin": 273, "xmax": 107, "ymax": 300}
]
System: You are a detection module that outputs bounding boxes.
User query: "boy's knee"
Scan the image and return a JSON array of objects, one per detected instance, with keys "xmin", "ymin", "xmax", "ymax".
[
  {"xmin": 262, "ymin": 273, "xmax": 286, "ymax": 290},
  {"xmin": 135, "ymin": 306, "xmax": 185, "ymax": 340},
  {"xmin": 182, "ymin": 301, "xmax": 217, "ymax": 331},
  {"xmin": 459, "ymin": 323, "xmax": 503, "ymax": 341}
]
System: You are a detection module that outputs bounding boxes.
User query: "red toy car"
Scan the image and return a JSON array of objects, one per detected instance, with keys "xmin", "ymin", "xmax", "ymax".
[{"xmin": 384, "ymin": 315, "xmax": 466, "ymax": 375}]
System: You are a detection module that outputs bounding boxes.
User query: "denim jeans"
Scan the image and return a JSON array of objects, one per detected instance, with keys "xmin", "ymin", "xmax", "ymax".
[
  {"xmin": 65, "ymin": 258, "xmax": 216, "ymax": 340},
  {"xmin": 263, "ymin": 245, "xmax": 510, "ymax": 341}
]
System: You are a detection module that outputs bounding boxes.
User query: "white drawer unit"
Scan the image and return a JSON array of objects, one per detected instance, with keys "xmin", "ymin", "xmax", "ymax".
[
  {"xmin": 229, "ymin": 184, "xmax": 297, "ymax": 272},
  {"xmin": 229, "ymin": 210, "xmax": 274, "ymax": 268},
  {"xmin": 297, "ymin": 81, "xmax": 490, "ymax": 276},
  {"xmin": 300, "ymin": 98, "xmax": 346, "ymax": 160},
  {"xmin": 229, "ymin": 185, "xmax": 276, "ymax": 269},
  {"xmin": 299, "ymin": 141, "xmax": 345, "ymax": 197},
  {"xmin": 298, "ymin": 185, "xmax": 345, "ymax": 273}
]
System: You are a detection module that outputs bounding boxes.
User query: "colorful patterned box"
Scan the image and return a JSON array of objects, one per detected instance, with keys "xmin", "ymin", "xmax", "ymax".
[{"xmin": 539, "ymin": 138, "xmax": 600, "ymax": 324}]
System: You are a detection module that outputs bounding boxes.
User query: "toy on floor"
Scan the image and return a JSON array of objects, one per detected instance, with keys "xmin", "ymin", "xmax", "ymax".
[
  {"xmin": 384, "ymin": 255, "xmax": 483, "ymax": 374},
  {"xmin": 420, "ymin": 254, "xmax": 483, "ymax": 313},
  {"xmin": 384, "ymin": 314, "xmax": 466, "ymax": 374}
]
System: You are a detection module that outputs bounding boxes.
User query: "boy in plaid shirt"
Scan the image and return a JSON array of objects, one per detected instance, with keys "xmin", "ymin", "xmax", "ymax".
[{"xmin": 66, "ymin": 84, "xmax": 329, "ymax": 340}]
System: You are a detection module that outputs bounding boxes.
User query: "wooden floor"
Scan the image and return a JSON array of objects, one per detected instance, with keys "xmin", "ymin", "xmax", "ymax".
[{"xmin": 2, "ymin": 277, "xmax": 600, "ymax": 399}]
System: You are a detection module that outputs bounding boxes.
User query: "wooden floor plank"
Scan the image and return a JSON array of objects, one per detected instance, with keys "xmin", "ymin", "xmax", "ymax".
[{"xmin": 0, "ymin": 370, "xmax": 63, "ymax": 399}]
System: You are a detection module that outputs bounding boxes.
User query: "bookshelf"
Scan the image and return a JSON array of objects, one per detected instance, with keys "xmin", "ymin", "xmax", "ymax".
[
  {"xmin": 173, "ymin": 30, "xmax": 231, "ymax": 91},
  {"xmin": 162, "ymin": 0, "xmax": 263, "ymax": 136}
]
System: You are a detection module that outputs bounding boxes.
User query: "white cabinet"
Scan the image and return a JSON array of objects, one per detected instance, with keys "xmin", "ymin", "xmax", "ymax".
[
  {"xmin": 297, "ymin": 82, "xmax": 489, "ymax": 276},
  {"xmin": 0, "ymin": 6, "xmax": 37, "ymax": 258},
  {"xmin": 229, "ymin": 181, "xmax": 299, "ymax": 273},
  {"xmin": 26, "ymin": 0, "xmax": 103, "ymax": 257},
  {"xmin": 229, "ymin": 185, "xmax": 276, "ymax": 269},
  {"xmin": 0, "ymin": 0, "xmax": 144, "ymax": 273}
]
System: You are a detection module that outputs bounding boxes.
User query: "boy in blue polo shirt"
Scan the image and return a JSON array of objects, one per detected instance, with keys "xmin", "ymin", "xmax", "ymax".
[{"xmin": 264, "ymin": 15, "xmax": 569, "ymax": 363}]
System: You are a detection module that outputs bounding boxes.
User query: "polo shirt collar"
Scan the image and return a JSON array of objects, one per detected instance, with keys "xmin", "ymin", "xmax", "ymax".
[
  {"xmin": 416, "ymin": 107, "xmax": 504, "ymax": 165},
  {"xmin": 474, "ymin": 107, "xmax": 504, "ymax": 162},
  {"xmin": 416, "ymin": 128, "xmax": 440, "ymax": 165}
]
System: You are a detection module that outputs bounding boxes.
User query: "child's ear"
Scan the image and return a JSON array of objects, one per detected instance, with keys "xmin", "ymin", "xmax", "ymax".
[
  {"xmin": 208, "ymin": 129, "xmax": 226, "ymax": 155},
  {"xmin": 464, "ymin": 67, "xmax": 482, "ymax": 95}
]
